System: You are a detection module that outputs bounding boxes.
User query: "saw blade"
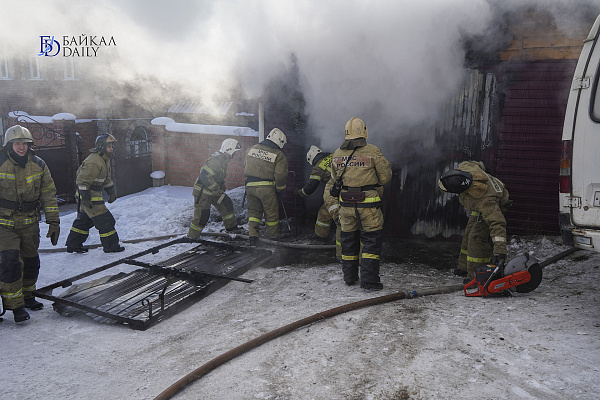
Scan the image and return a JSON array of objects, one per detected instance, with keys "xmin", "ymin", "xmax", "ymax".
[{"xmin": 515, "ymin": 262, "xmax": 543, "ymax": 293}]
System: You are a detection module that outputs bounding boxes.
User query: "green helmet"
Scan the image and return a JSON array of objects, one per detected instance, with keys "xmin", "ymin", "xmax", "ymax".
[{"xmin": 4, "ymin": 125, "xmax": 34, "ymax": 148}]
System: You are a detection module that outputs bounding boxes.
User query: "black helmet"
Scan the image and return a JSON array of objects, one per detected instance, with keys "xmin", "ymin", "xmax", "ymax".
[
  {"xmin": 95, "ymin": 134, "xmax": 117, "ymax": 152},
  {"xmin": 438, "ymin": 169, "xmax": 473, "ymax": 193}
]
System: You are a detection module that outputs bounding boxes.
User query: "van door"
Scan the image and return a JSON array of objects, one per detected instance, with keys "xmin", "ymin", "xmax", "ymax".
[{"xmin": 560, "ymin": 15, "xmax": 600, "ymax": 249}]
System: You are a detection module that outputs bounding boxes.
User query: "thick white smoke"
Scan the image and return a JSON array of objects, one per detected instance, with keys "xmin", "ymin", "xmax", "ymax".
[{"xmin": 1, "ymin": 0, "xmax": 599, "ymax": 150}]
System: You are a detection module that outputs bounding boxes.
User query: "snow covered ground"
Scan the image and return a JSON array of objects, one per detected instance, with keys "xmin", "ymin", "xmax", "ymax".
[{"xmin": 2, "ymin": 186, "xmax": 599, "ymax": 400}]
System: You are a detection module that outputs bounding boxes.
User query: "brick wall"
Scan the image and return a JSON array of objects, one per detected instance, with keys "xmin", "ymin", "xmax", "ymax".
[{"xmin": 150, "ymin": 124, "xmax": 259, "ymax": 188}]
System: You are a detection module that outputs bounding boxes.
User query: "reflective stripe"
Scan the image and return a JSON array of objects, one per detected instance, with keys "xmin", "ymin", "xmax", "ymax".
[
  {"xmin": 309, "ymin": 175, "xmax": 321, "ymax": 181},
  {"xmin": 342, "ymin": 254, "xmax": 359, "ymax": 261},
  {"xmin": 23, "ymin": 218, "xmax": 37, "ymax": 225},
  {"xmin": 22, "ymin": 284, "xmax": 36, "ymax": 292},
  {"xmin": 265, "ymin": 220, "xmax": 279, "ymax": 227},
  {"xmin": 300, "ymin": 188, "xmax": 308, "ymax": 197},
  {"xmin": 471, "ymin": 211, "xmax": 480, "ymax": 216},
  {"xmin": 0, "ymin": 288, "xmax": 23, "ymax": 299},
  {"xmin": 249, "ymin": 217, "xmax": 262, "ymax": 223},
  {"xmin": 338, "ymin": 196, "xmax": 382, "ymax": 203},
  {"xmin": 0, "ymin": 218, "xmax": 15, "ymax": 227},
  {"xmin": 94, "ymin": 178, "xmax": 106, "ymax": 182},
  {"xmin": 461, "ymin": 248, "xmax": 468, "ymax": 255},
  {"xmin": 246, "ymin": 181, "xmax": 275, "ymax": 187},
  {"xmin": 190, "ymin": 223, "xmax": 203, "ymax": 232},
  {"xmin": 222, "ymin": 213, "xmax": 235, "ymax": 221},
  {"xmin": 202, "ymin": 165, "xmax": 216, "ymax": 176},
  {"xmin": 362, "ymin": 253, "xmax": 380, "ymax": 260},
  {"xmin": 315, "ymin": 220, "xmax": 331, "ymax": 228},
  {"xmin": 327, "ymin": 204, "xmax": 339, "ymax": 212},
  {"xmin": 26, "ymin": 172, "xmax": 43, "ymax": 184},
  {"xmin": 41, "ymin": 183, "xmax": 56, "ymax": 193},
  {"xmin": 70, "ymin": 227, "xmax": 89, "ymax": 235},
  {"xmin": 467, "ymin": 256, "xmax": 490, "ymax": 263},
  {"xmin": 99, "ymin": 229, "xmax": 117, "ymax": 238},
  {"xmin": 44, "ymin": 206, "xmax": 59, "ymax": 213},
  {"xmin": 0, "ymin": 172, "xmax": 16, "ymax": 180},
  {"xmin": 208, "ymin": 182, "xmax": 219, "ymax": 190},
  {"xmin": 493, "ymin": 236, "xmax": 506, "ymax": 243},
  {"xmin": 276, "ymin": 185, "xmax": 286, "ymax": 191},
  {"xmin": 336, "ymin": 240, "xmax": 341, "ymax": 246}
]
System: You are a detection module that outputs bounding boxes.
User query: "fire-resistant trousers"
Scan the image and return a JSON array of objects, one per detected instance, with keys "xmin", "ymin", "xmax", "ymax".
[
  {"xmin": 188, "ymin": 192, "xmax": 237, "ymax": 238},
  {"xmin": 458, "ymin": 212, "xmax": 492, "ymax": 278},
  {"xmin": 339, "ymin": 205, "xmax": 384, "ymax": 285},
  {"xmin": 314, "ymin": 203, "xmax": 333, "ymax": 238},
  {"xmin": 246, "ymin": 185, "xmax": 280, "ymax": 239},
  {"xmin": 65, "ymin": 210, "xmax": 120, "ymax": 251},
  {"xmin": 0, "ymin": 223, "xmax": 41, "ymax": 310}
]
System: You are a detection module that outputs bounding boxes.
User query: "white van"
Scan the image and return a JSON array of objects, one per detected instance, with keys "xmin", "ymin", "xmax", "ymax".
[{"xmin": 560, "ymin": 14, "xmax": 600, "ymax": 251}]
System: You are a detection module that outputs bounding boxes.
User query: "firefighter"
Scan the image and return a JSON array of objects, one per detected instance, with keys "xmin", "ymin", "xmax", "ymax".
[
  {"xmin": 65, "ymin": 134, "xmax": 125, "ymax": 253},
  {"xmin": 330, "ymin": 117, "xmax": 392, "ymax": 290},
  {"xmin": 438, "ymin": 161, "xmax": 512, "ymax": 281},
  {"xmin": 244, "ymin": 128, "xmax": 288, "ymax": 245},
  {"xmin": 0, "ymin": 125, "xmax": 60, "ymax": 322},
  {"xmin": 188, "ymin": 138, "xmax": 243, "ymax": 238},
  {"xmin": 294, "ymin": 145, "xmax": 335, "ymax": 240}
]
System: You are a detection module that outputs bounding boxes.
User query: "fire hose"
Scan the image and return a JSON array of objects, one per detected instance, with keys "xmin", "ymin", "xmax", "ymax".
[
  {"xmin": 153, "ymin": 284, "xmax": 464, "ymax": 400},
  {"xmin": 153, "ymin": 247, "xmax": 581, "ymax": 400}
]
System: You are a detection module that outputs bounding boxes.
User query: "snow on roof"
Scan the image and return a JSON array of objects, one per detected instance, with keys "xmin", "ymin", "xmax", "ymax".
[
  {"xmin": 151, "ymin": 117, "xmax": 258, "ymax": 137},
  {"xmin": 9, "ymin": 111, "xmax": 80, "ymax": 124},
  {"xmin": 167, "ymin": 101, "xmax": 233, "ymax": 115}
]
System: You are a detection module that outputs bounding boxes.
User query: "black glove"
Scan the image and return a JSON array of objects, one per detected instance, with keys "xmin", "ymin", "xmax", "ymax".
[
  {"xmin": 492, "ymin": 253, "xmax": 507, "ymax": 268},
  {"xmin": 79, "ymin": 189, "xmax": 92, "ymax": 208},
  {"xmin": 46, "ymin": 223, "xmax": 60, "ymax": 246},
  {"xmin": 105, "ymin": 186, "xmax": 117, "ymax": 203}
]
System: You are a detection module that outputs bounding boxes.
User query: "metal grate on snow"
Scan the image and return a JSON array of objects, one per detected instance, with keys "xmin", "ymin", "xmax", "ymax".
[{"xmin": 33, "ymin": 237, "xmax": 272, "ymax": 330}]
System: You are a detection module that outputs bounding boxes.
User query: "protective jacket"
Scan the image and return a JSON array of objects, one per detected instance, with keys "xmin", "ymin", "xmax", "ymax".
[
  {"xmin": 0, "ymin": 149, "xmax": 59, "ymax": 229},
  {"xmin": 76, "ymin": 149, "xmax": 114, "ymax": 218},
  {"xmin": 194, "ymin": 151, "xmax": 228, "ymax": 198},
  {"xmin": 244, "ymin": 140, "xmax": 288, "ymax": 192},
  {"xmin": 330, "ymin": 140, "xmax": 392, "ymax": 207},
  {"xmin": 457, "ymin": 161, "xmax": 510, "ymax": 255},
  {"xmin": 298, "ymin": 153, "xmax": 332, "ymax": 198}
]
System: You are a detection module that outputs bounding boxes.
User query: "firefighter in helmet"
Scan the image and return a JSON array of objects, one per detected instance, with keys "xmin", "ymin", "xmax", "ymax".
[
  {"xmin": 294, "ymin": 145, "xmax": 337, "ymax": 240},
  {"xmin": 65, "ymin": 133, "xmax": 125, "ymax": 253},
  {"xmin": 0, "ymin": 125, "xmax": 60, "ymax": 322},
  {"xmin": 438, "ymin": 161, "xmax": 512, "ymax": 281},
  {"xmin": 188, "ymin": 138, "xmax": 244, "ymax": 238},
  {"xmin": 330, "ymin": 117, "xmax": 392, "ymax": 290},
  {"xmin": 244, "ymin": 128, "xmax": 288, "ymax": 245}
]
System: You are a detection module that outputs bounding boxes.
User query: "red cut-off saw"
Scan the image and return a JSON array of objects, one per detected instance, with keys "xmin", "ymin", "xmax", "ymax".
[{"xmin": 464, "ymin": 254, "xmax": 543, "ymax": 297}]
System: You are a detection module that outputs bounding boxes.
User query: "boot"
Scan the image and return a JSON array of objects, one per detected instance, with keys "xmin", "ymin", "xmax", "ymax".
[
  {"xmin": 24, "ymin": 297, "xmax": 44, "ymax": 311},
  {"xmin": 13, "ymin": 307, "xmax": 30, "ymax": 323},
  {"xmin": 249, "ymin": 237, "xmax": 260, "ymax": 247},
  {"xmin": 360, "ymin": 282, "xmax": 383, "ymax": 291},
  {"xmin": 67, "ymin": 246, "xmax": 88, "ymax": 253},
  {"xmin": 453, "ymin": 269, "xmax": 468, "ymax": 277},
  {"xmin": 104, "ymin": 246, "xmax": 125, "ymax": 253}
]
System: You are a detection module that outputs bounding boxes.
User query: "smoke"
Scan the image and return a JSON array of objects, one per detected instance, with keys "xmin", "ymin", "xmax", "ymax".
[{"xmin": 1, "ymin": 0, "xmax": 599, "ymax": 151}]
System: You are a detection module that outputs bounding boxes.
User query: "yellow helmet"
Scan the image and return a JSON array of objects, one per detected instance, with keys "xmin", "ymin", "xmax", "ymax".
[
  {"xmin": 344, "ymin": 117, "xmax": 368, "ymax": 140},
  {"xmin": 4, "ymin": 125, "xmax": 33, "ymax": 148}
]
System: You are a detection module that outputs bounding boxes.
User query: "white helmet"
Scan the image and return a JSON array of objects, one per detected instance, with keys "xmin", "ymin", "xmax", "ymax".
[
  {"xmin": 4, "ymin": 125, "xmax": 34, "ymax": 148},
  {"xmin": 266, "ymin": 128, "xmax": 287, "ymax": 149},
  {"xmin": 306, "ymin": 145, "xmax": 322, "ymax": 165},
  {"xmin": 344, "ymin": 117, "xmax": 368, "ymax": 140},
  {"xmin": 220, "ymin": 138, "xmax": 242, "ymax": 156}
]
